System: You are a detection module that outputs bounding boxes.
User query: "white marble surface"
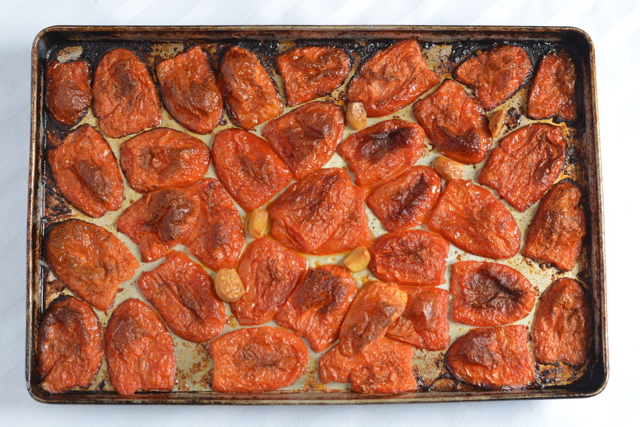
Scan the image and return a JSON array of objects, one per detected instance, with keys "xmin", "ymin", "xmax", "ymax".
[{"xmin": 1, "ymin": 1, "xmax": 638, "ymax": 425}]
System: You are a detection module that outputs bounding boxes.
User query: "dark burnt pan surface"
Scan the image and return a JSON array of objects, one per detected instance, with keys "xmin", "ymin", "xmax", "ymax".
[{"xmin": 27, "ymin": 26, "xmax": 606, "ymax": 404}]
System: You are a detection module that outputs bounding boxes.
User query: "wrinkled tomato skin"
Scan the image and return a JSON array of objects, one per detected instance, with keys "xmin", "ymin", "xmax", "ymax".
[
  {"xmin": 262, "ymin": 101, "xmax": 345, "ymax": 180},
  {"xmin": 231, "ymin": 238, "xmax": 307, "ymax": 326},
  {"xmin": 208, "ymin": 326, "xmax": 309, "ymax": 393},
  {"xmin": 533, "ymin": 278, "xmax": 591, "ymax": 366},
  {"xmin": 275, "ymin": 265, "xmax": 358, "ymax": 353},
  {"xmin": 213, "ymin": 128, "xmax": 293, "ymax": 212},
  {"xmin": 450, "ymin": 261, "xmax": 535, "ymax": 327},
  {"xmin": 92, "ymin": 48, "xmax": 161, "ymax": 138},
  {"xmin": 48, "ymin": 124, "xmax": 124, "ymax": 218},
  {"xmin": 427, "ymin": 180, "xmax": 521, "ymax": 259},
  {"xmin": 445, "ymin": 325, "xmax": 535, "ymax": 390},
  {"xmin": 454, "ymin": 45, "xmax": 532, "ymax": 111},
  {"xmin": 117, "ymin": 187, "xmax": 201, "ymax": 262},
  {"xmin": 45, "ymin": 220, "xmax": 139, "ymax": 311},
  {"xmin": 386, "ymin": 287, "xmax": 450, "ymax": 351},
  {"xmin": 268, "ymin": 168, "xmax": 368, "ymax": 254},
  {"xmin": 137, "ymin": 251, "xmax": 226, "ymax": 343},
  {"xmin": 366, "ymin": 166, "xmax": 441, "ymax": 232},
  {"xmin": 105, "ymin": 299, "xmax": 176, "ymax": 395},
  {"xmin": 369, "ymin": 229, "xmax": 449, "ymax": 286},
  {"xmin": 46, "ymin": 60, "xmax": 92, "ymax": 126},
  {"xmin": 37, "ymin": 296, "xmax": 104, "ymax": 394},
  {"xmin": 479, "ymin": 123, "xmax": 566, "ymax": 212},
  {"xmin": 413, "ymin": 79, "xmax": 492, "ymax": 165},
  {"xmin": 156, "ymin": 46, "xmax": 224, "ymax": 134},
  {"xmin": 338, "ymin": 281, "xmax": 407, "ymax": 357},
  {"xmin": 338, "ymin": 119, "xmax": 425, "ymax": 189},
  {"xmin": 523, "ymin": 181, "xmax": 586, "ymax": 271},
  {"xmin": 347, "ymin": 39, "xmax": 439, "ymax": 117},
  {"xmin": 120, "ymin": 128, "xmax": 211, "ymax": 193},
  {"xmin": 277, "ymin": 46, "xmax": 350, "ymax": 106},
  {"xmin": 219, "ymin": 46, "xmax": 284, "ymax": 130},
  {"xmin": 528, "ymin": 49, "xmax": 578, "ymax": 122},
  {"xmin": 182, "ymin": 179, "xmax": 245, "ymax": 271},
  {"xmin": 318, "ymin": 337, "xmax": 416, "ymax": 394}
]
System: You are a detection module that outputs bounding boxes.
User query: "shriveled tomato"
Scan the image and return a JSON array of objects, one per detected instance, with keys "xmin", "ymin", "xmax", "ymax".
[
  {"xmin": 230, "ymin": 237, "xmax": 307, "ymax": 326},
  {"xmin": 454, "ymin": 45, "xmax": 532, "ymax": 111},
  {"xmin": 413, "ymin": 79, "xmax": 492, "ymax": 164},
  {"xmin": 48, "ymin": 124, "xmax": 124, "ymax": 218},
  {"xmin": 338, "ymin": 281, "xmax": 407, "ymax": 357},
  {"xmin": 276, "ymin": 264, "xmax": 358, "ymax": 352},
  {"xmin": 479, "ymin": 123, "xmax": 566, "ymax": 212},
  {"xmin": 46, "ymin": 220, "xmax": 139, "ymax": 311},
  {"xmin": 46, "ymin": 60, "xmax": 91, "ymax": 126},
  {"xmin": 277, "ymin": 45, "xmax": 350, "ymax": 106},
  {"xmin": 105, "ymin": 299, "xmax": 175, "ymax": 395},
  {"xmin": 523, "ymin": 181, "xmax": 586, "ymax": 271},
  {"xmin": 138, "ymin": 251, "xmax": 226, "ymax": 343},
  {"xmin": 37, "ymin": 296, "xmax": 103, "ymax": 394},
  {"xmin": 262, "ymin": 101, "xmax": 345, "ymax": 180},
  {"xmin": 208, "ymin": 326, "xmax": 309, "ymax": 393},
  {"xmin": 337, "ymin": 119, "xmax": 425, "ymax": 188},
  {"xmin": 532, "ymin": 278, "xmax": 591, "ymax": 366},
  {"xmin": 366, "ymin": 165, "xmax": 441, "ymax": 233},
  {"xmin": 117, "ymin": 187, "xmax": 201, "ymax": 262},
  {"xmin": 450, "ymin": 261, "xmax": 535, "ymax": 326},
  {"xmin": 386, "ymin": 287, "xmax": 450, "ymax": 351},
  {"xmin": 318, "ymin": 337, "xmax": 416, "ymax": 394},
  {"xmin": 426, "ymin": 180, "xmax": 521, "ymax": 259},
  {"xmin": 347, "ymin": 39, "xmax": 439, "ymax": 117},
  {"xmin": 528, "ymin": 49, "xmax": 578, "ymax": 122},
  {"xmin": 445, "ymin": 325, "xmax": 535, "ymax": 390},
  {"xmin": 92, "ymin": 48, "xmax": 161, "ymax": 138},
  {"xmin": 213, "ymin": 128, "xmax": 293, "ymax": 212},
  {"xmin": 156, "ymin": 46, "xmax": 223, "ymax": 134},
  {"xmin": 369, "ymin": 229, "xmax": 449, "ymax": 286},
  {"xmin": 219, "ymin": 46, "xmax": 283, "ymax": 130},
  {"xmin": 268, "ymin": 168, "xmax": 372, "ymax": 255},
  {"xmin": 120, "ymin": 128, "xmax": 211, "ymax": 193}
]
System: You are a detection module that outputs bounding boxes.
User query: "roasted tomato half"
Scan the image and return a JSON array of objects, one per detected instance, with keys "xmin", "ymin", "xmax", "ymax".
[
  {"xmin": 413, "ymin": 79, "xmax": 492, "ymax": 165},
  {"xmin": 92, "ymin": 48, "xmax": 161, "ymax": 138},
  {"xmin": 532, "ymin": 278, "xmax": 591, "ymax": 366},
  {"xmin": 277, "ymin": 45, "xmax": 350, "ymax": 106},
  {"xmin": 231, "ymin": 237, "xmax": 307, "ymax": 326},
  {"xmin": 479, "ymin": 123, "xmax": 566, "ymax": 212},
  {"xmin": 528, "ymin": 49, "xmax": 578, "ymax": 122},
  {"xmin": 45, "ymin": 60, "xmax": 92, "ymax": 126},
  {"xmin": 338, "ymin": 281, "xmax": 407, "ymax": 357},
  {"xmin": 338, "ymin": 119, "xmax": 425, "ymax": 188},
  {"xmin": 445, "ymin": 325, "xmax": 535, "ymax": 390},
  {"xmin": 120, "ymin": 128, "xmax": 211, "ymax": 193},
  {"xmin": 138, "ymin": 251, "xmax": 226, "ymax": 343},
  {"xmin": 208, "ymin": 326, "xmax": 309, "ymax": 393},
  {"xmin": 276, "ymin": 264, "xmax": 358, "ymax": 353},
  {"xmin": 450, "ymin": 261, "xmax": 535, "ymax": 327},
  {"xmin": 156, "ymin": 46, "xmax": 224, "ymax": 134},
  {"xmin": 262, "ymin": 101, "xmax": 345, "ymax": 180},
  {"xmin": 426, "ymin": 180, "xmax": 521, "ymax": 259},
  {"xmin": 347, "ymin": 39, "xmax": 439, "ymax": 117},
  {"xmin": 37, "ymin": 296, "xmax": 104, "ymax": 394},
  {"xmin": 219, "ymin": 46, "xmax": 283, "ymax": 130},
  {"xmin": 105, "ymin": 299, "xmax": 176, "ymax": 395},
  {"xmin": 48, "ymin": 124, "xmax": 124, "ymax": 218},
  {"xmin": 319, "ymin": 337, "xmax": 416, "ymax": 394},
  {"xmin": 523, "ymin": 181, "xmax": 585, "ymax": 271},
  {"xmin": 45, "ymin": 220, "xmax": 139, "ymax": 311}
]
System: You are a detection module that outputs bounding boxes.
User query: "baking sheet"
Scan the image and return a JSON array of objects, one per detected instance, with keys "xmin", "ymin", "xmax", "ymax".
[{"xmin": 27, "ymin": 26, "xmax": 607, "ymax": 404}]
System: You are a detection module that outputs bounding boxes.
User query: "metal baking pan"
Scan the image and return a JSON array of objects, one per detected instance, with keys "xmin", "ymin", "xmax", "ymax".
[{"xmin": 27, "ymin": 25, "xmax": 607, "ymax": 404}]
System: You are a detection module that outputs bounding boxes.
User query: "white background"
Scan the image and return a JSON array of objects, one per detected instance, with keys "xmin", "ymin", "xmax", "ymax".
[{"xmin": 1, "ymin": 1, "xmax": 639, "ymax": 425}]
